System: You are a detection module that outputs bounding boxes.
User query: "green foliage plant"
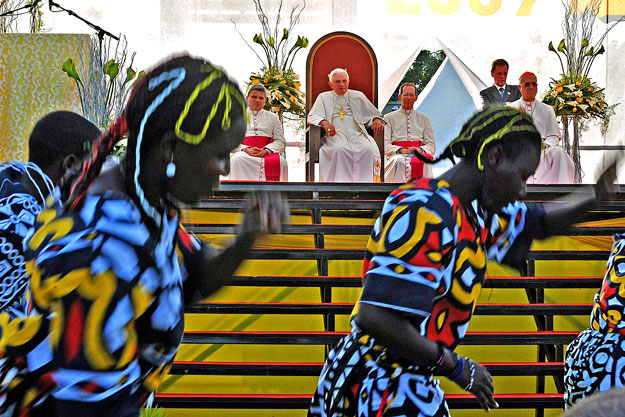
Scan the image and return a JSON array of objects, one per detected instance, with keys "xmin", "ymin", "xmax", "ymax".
[
  {"xmin": 141, "ymin": 405, "xmax": 167, "ymax": 417},
  {"xmin": 0, "ymin": 0, "xmax": 44, "ymax": 33},
  {"xmin": 543, "ymin": 0, "xmax": 622, "ymax": 127},
  {"xmin": 234, "ymin": 0, "xmax": 308, "ymax": 119},
  {"xmin": 62, "ymin": 35, "xmax": 144, "ymax": 130}
]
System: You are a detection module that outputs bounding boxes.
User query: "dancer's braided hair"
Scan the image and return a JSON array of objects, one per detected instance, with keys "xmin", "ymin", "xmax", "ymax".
[
  {"xmin": 414, "ymin": 106, "xmax": 541, "ymax": 168},
  {"xmin": 61, "ymin": 55, "xmax": 247, "ymax": 232}
]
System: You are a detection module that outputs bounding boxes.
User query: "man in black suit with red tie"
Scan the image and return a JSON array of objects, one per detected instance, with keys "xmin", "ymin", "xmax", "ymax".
[{"xmin": 480, "ymin": 58, "xmax": 521, "ymax": 108}]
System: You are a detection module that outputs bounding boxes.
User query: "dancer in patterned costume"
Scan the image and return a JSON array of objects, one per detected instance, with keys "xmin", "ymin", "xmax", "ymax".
[
  {"xmin": 0, "ymin": 55, "xmax": 288, "ymax": 417},
  {"xmin": 0, "ymin": 112, "xmax": 100, "ymax": 416},
  {"xmin": 0, "ymin": 111, "xmax": 100, "ymax": 318},
  {"xmin": 564, "ymin": 231, "xmax": 625, "ymax": 407},
  {"xmin": 309, "ymin": 106, "xmax": 616, "ymax": 417}
]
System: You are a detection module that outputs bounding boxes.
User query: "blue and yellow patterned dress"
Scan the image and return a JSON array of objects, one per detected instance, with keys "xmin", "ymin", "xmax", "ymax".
[
  {"xmin": 0, "ymin": 190, "xmax": 202, "ymax": 415},
  {"xmin": 309, "ymin": 178, "xmax": 545, "ymax": 417}
]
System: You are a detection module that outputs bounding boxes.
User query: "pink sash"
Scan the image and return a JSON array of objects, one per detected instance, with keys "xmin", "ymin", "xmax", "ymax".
[
  {"xmin": 393, "ymin": 140, "xmax": 433, "ymax": 180},
  {"xmin": 242, "ymin": 136, "xmax": 281, "ymax": 181}
]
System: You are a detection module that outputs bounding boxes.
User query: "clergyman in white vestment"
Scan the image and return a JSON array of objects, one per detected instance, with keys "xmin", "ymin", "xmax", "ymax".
[
  {"xmin": 508, "ymin": 72, "xmax": 574, "ymax": 184},
  {"xmin": 229, "ymin": 84, "xmax": 288, "ymax": 181},
  {"xmin": 307, "ymin": 68, "xmax": 383, "ymax": 182},
  {"xmin": 383, "ymin": 83, "xmax": 436, "ymax": 182}
]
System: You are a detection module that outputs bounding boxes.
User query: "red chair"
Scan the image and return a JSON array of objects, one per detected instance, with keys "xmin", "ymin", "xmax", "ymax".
[{"xmin": 305, "ymin": 31, "xmax": 384, "ymax": 182}]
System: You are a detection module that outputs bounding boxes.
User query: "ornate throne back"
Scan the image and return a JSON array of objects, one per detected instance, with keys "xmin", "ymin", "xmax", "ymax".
[{"xmin": 305, "ymin": 31, "xmax": 384, "ymax": 182}]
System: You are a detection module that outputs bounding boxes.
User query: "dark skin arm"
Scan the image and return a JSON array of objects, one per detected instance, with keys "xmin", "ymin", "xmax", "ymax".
[
  {"xmin": 183, "ymin": 228, "xmax": 255, "ymax": 302},
  {"xmin": 354, "ymin": 303, "xmax": 499, "ymax": 412},
  {"xmin": 540, "ymin": 161, "xmax": 617, "ymax": 238},
  {"xmin": 183, "ymin": 191, "xmax": 289, "ymax": 302}
]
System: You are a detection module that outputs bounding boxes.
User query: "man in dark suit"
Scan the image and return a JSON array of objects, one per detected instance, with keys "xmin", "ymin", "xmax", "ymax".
[{"xmin": 480, "ymin": 58, "xmax": 521, "ymax": 108}]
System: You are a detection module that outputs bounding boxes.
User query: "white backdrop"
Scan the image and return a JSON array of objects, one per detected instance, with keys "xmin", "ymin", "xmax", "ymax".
[{"xmin": 38, "ymin": 0, "xmax": 625, "ymax": 181}]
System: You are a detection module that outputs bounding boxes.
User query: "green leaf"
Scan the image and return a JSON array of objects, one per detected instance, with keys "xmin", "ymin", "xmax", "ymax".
[
  {"xmin": 61, "ymin": 58, "xmax": 81, "ymax": 83},
  {"xmin": 581, "ymin": 38, "xmax": 589, "ymax": 48},
  {"xmin": 131, "ymin": 70, "xmax": 146, "ymax": 88},
  {"xmin": 267, "ymin": 36, "xmax": 275, "ymax": 47},
  {"xmin": 125, "ymin": 67, "xmax": 137, "ymax": 83},
  {"xmin": 103, "ymin": 59, "xmax": 119, "ymax": 80},
  {"xmin": 585, "ymin": 46, "xmax": 594, "ymax": 57},
  {"xmin": 295, "ymin": 36, "xmax": 309, "ymax": 48},
  {"xmin": 595, "ymin": 45, "xmax": 606, "ymax": 56},
  {"xmin": 253, "ymin": 34, "xmax": 264, "ymax": 45},
  {"xmin": 282, "ymin": 28, "xmax": 289, "ymax": 40},
  {"xmin": 548, "ymin": 41, "xmax": 556, "ymax": 52},
  {"xmin": 557, "ymin": 39, "xmax": 567, "ymax": 52}
]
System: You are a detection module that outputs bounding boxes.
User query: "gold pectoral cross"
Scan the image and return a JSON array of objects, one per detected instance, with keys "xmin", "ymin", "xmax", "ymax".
[{"xmin": 339, "ymin": 106, "xmax": 345, "ymax": 120}]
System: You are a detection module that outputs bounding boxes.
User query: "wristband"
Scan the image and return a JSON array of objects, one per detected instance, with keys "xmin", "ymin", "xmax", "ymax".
[
  {"xmin": 463, "ymin": 359, "xmax": 476, "ymax": 391},
  {"xmin": 446, "ymin": 356, "xmax": 465, "ymax": 382},
  {"xmin": 432, "ymin": 343, "xmax": 460, "ymax": 377}
]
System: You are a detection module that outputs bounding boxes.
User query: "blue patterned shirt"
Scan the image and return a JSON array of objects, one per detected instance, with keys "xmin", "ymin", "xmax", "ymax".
[{"xmin": 1, "ymin": 191, "xmax": 191, "ymax": 403}]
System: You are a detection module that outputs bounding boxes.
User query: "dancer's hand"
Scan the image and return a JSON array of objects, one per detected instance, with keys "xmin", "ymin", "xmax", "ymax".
[
  {"xmin": 456, "ymin": 360, "xmax": 499, "ymax": 412},
  {"xmin": 540, "ymin": 151, "xmax": 621, "ymax": 239},
  {"xmin": 183, "ymin": 192, "xmax": 288, "ymax": 301},
  {"xmin": 240, "ymin": 191, "xmax": 290, "ymax": 238}
]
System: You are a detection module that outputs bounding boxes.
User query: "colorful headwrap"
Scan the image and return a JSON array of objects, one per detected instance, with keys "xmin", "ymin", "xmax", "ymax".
[
  {"xmin": 174, "ymin": 64, "xmax": 247, "ymax": 145},
  {"xmin": 130, "ymin": 60, "xmax": 246, "ymax": 231},
  {"xmin": 64, "ymin": 55, "xmax": 247, "ymax": 237}
]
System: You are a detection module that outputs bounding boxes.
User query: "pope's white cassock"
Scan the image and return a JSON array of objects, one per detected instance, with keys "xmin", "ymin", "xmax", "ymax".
[
  {"xmin": 229, "ymin": 108, "xmax": 288, "ymax": 181},
  {"xmin": 307, "ymin": 90, "xmax": 382, "ymax": 182},
  {"xmin": 383, "ymin": 108, "xmax": 436, "ymax": 182},
  {"xmin": 508, "ymin": 99, "xmax": 574, "ymax": 184}
]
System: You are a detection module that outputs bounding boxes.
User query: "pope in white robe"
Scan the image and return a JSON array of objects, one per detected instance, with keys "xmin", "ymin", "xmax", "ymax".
[
  {"xmin": 508, "ymin": 72, "xmax": 574, "ymax": 184},
  {"xmin": 229, "ymin": 86, "xmax": 288, "ymax": 181},
  {"xmin": 383, "ymin": 83, "xmax": 436, "ymax": 182},
  {"xmin": 307, "ymin": 69, "xmax": 383, "ymax": 182}
]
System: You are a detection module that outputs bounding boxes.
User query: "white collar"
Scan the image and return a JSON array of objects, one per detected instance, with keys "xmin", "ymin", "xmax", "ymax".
[
  {"xmin": 495, "ymin": 84, "xmax": 507, "ymax": 90},
  {"xmin": 520, "ymin": 99, "xmax": 536, "ymax": 117}
]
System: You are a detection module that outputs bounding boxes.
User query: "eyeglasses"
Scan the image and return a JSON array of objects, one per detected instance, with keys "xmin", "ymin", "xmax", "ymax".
[{"xmin": 523, "ymin": 82, "xmax": 538, "ymax": 87}]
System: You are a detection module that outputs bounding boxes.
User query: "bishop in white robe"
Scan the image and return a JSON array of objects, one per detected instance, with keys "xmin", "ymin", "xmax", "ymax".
[
  {"xmin": 307, "ymin": 69, "xmax": 383, "ymax": 182},
  {"xmin": 229, "ymin": 85, "xmax": 288, "ymax": 181},
  {"xmin": 508, "ymin": 72, "xmax": 574, "ymax": 184},
  {"xmin": 229, "ymin": 108, "xmax": 288, "ymax": 181},
  {"xmin": 383, "ymin": 84, "xmax": 436, "ymax": 182}
]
